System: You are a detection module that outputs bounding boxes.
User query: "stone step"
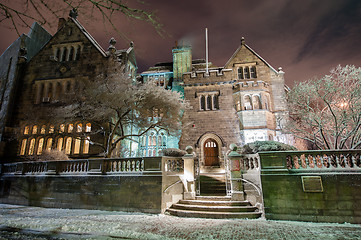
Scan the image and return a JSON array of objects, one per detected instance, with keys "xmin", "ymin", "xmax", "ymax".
[
  {"xmin": 196, "ymin": 196, "xmax": 231, "ymax": 201},
  {"xmin": 172, "ymin": 203, "xmax": 257, "ymax": 212},
  {"xmin": 166, "ymin": 208, "xmax": 262, "ymax": 219},
  {"xmin": 180, "ymin": 199, "xmax": 250, "ymax": 206}
]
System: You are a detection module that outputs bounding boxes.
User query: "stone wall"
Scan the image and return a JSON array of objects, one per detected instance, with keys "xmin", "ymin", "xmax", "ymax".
[{"xmin": 260, "ymin": 150, "xmax": 361, "ymax": 223}]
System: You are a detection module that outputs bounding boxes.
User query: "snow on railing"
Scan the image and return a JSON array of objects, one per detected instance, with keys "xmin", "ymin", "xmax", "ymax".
[
  {"xmin": 1, "ymin": 157, "xmax": 157, "ymax": 175},
  {"xmin": 285, "ymin": 150, "xmax": 361, "ymax": 170}
]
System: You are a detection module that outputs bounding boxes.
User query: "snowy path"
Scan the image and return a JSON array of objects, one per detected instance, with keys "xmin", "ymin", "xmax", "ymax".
[{"xmin": 0, "ymin": 204, "xmax": 360, "ymax": 239}]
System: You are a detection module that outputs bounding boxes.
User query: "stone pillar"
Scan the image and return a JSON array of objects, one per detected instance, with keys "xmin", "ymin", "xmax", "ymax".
[
  {"xmin": 183, "ymin": 146, "xmax": 196, "ymax": 200},
  {"xmin": 227, "ymin": 143, "xmax": 244, "ymax": 201}
]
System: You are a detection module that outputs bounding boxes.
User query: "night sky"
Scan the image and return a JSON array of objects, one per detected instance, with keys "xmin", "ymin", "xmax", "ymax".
[{"xmin": 1, "ymin": 0, "xmax": 361, "ymax": 86}]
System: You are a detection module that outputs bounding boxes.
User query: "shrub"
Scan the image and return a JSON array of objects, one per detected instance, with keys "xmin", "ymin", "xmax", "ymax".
[
  {"xmin": 162, "ymin": 148, "xmax": 186, "ymax": 157},
  {"xmin": 241, "ymin": 141, "xmax": 297, "ymax": 154}
]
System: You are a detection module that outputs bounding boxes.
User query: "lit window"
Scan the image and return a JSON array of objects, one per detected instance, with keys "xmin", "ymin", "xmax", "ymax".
[
  {"xmin": 46, "ymin": 138, "xmax": 53, "ymax": 151},
  {"xmin": 59, "ymin": 124, "xmax": 65, "ymax": 133},
  {"xmin": 65, "ymin": 137, "xmax": 72, "ymax": 154},
  {"xmin": 57, "ymin": 138, "xmax": 63, "ymax": 151},
  {"xmin": 85, "ymin": 123, "xmax": 91, "ymax": 132},
  {"xmin": 77, "ymin": 123, "xmax": 82, "ymax": 132},
  {"xmin": 49, "ymin": 125, "xmax": 54, "ymax": 133},
  {"xmin": 41, "ymin": 125, "xmax": 46, "ymax": 134},
  {"xmin": 37, "ymin": 138, "xmax": 44, "ymax": 155},
  {"xmin": 74, "ymin": 139, "xmax": 81, "ymax": 154},
  {"xmin": 83, "ymin": 138, "xmax": 90, "ymax": 154},
  {"xmin": 24, "ymin": 126, "xmax": 29, "ymax": 135},
  {"xmin": 32, "ymin": 125, "xmax": 38, "ymax": 134},
  {"xmin": 20, "ymin": 139, "xmax": 27, "ymax": 155},
  {"xmin": 28, "ymin": 139, "xmax": 35, "ymax": 155},
  {"xmin": 68, "ymin": 124, "xmax": 73, "ymax": 133}
]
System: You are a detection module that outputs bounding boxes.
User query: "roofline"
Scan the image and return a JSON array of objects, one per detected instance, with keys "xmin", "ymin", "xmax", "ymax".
[{"xmin": 224, "ymin": 43, "xmax": 278, "ymax": 73}]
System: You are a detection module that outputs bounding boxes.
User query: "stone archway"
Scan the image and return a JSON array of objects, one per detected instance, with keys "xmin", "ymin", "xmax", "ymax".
[{"xmin": 197, "ymin": 132, "xmax": 225, "ymax": 170}]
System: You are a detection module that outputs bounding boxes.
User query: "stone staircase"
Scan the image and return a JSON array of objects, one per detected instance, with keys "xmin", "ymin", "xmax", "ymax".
[
  {"xmin": 199, "ymin": 174, "xmax": 227, "ymax": 196},
  {"xmin": 166, "ymin": 196, "xmax": 262, "ymax": 219}
]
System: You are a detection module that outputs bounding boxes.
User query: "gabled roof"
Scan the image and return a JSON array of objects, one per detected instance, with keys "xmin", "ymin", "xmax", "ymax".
[
  {"xmin": 70, "ymin": 18, "xmax": 107, "ymax": 57},
  {"xmin": 224, "ymin": 39, "xmax": 278, "ymax": 73}
]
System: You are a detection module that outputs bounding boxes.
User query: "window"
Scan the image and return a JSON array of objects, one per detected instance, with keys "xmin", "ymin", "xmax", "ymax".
[
  {"xmin": 76, "ymin": 123, "xmax": 82, "ymax": 132},
  {"xmin": 65, "ymin": 137, "xmax": 72, "ymax": 154},
  {"xmin": 253, "ymin": 95, "xmax": 262, "ymax": 109},
  {"xmin": 37, "ymin": 138, "xmax": 44, "ymax": 155},
  {"xmin": 46, "ymin": 138, "xmax": 53, "ymax": 151},
  {"xmin": 49, "ymin": 125, "xmax": 54, "ymax": 133},
  {"xmin": 61, "ymin": 47, "xmax": 67, "ymax": 62},
  {"xmin": 24, "ymin": 126, "xmax": 29, "ymax": 135},
  {"xmin": 139, "ymin": 130, "xmax": 167, "ymax": 157},
  {"xmin": 59, "ymin": 124, "xmax": 65, "ymax": 133},
  {"xmin": 213, "ymin": 95, "xmax": 219, "ymax": 110},
  {"xmin": 206, "ymin": 96, "xmax": 212, "ymax": 110},
  {"xmin": 20, "ymin": 139, "xmax": 27, "ymax": 155},
  {"xmin": 83, "ymin": 138, "xmax": 90, "ymax": 154},
  {"xmin": 237, "ymin": 66, "xmax": 257, "ymax": 79},
  {"xmin": 32, "ymin": 125, "xmax": 38, "ymax": 134},
  {"xmin": 200, "ymin": 96, "xmax": 205, "ymax": 110},
  {"xmin": 74, "ymin": 139, "xmax": 81, "ymax": 154},
  {"xmin": 41, "ymin": 125, "xmax": 46, "ymax": 134},
  {"xmin": 244, "ymin": 95, "xmax": 253, "ymax": 110},
  {"xmin": 28, "ymin": 139, "xmax": 35, "ymax": 155},
  {"xmin": 68, "ymin": 124, "xmax": 73, "ymax": 133},
  {"xmin": 57, "ymin": 138, "xmax": 63, "ymax": 151},
  {"xmin": 85, "ymin": 123, "xmax": 91, "ymax": 132}
]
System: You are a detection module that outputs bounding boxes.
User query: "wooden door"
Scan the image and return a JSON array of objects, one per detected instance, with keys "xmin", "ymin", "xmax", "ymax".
[{"xmin": 204, "ymin": 139, "xmax": 219, "ymax": 166}]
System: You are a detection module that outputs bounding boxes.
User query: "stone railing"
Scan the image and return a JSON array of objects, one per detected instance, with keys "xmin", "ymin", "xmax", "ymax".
[
  {"xmin": 259, "ymin": 150, "xmax": 361, "ymax": 172},
  {"xmin": 240, "ymin": 154, "xmax": 260, "ymax": 170},
  {"xmin": 163, "ymin": 157, "xmax": 184, "ymax": 175},
  {"xmin": 1, "ymin": 157, "xmax": 161, "ymax": 176}
]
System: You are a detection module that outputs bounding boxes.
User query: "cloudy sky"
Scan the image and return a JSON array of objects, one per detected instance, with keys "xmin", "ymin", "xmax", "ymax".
[{"xmin": 1, "ymin": 0, "xmax": 361, "ymax": 86}]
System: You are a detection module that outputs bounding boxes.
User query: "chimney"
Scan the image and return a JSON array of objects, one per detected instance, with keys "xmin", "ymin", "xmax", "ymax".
[{"xmin": 57, "ymin": 18, "xmax": 66, "ymax": 31}]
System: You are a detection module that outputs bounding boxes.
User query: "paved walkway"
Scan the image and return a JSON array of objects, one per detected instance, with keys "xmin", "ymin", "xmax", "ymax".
[{"xmin": 0, "ymin": 204, "xmax": 360, "ymax": 239}]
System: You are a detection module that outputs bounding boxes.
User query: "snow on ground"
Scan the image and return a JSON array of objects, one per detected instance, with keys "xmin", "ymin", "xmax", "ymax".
[{"xmin": 0, "ymin": 204, "xmax": 360, "ymax": 239}]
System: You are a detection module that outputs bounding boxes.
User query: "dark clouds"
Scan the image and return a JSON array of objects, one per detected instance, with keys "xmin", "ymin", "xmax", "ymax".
[{"xmin": 1, "ymin": 0, "xmax": 361, "ymax": 86}]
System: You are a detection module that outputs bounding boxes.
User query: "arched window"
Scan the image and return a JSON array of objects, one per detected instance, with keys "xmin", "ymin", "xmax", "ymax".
[
  {"xmin": 61, "ymin": 48, "xmax": 67, "ymax": 62},
  {"xmin": 47, "ymin": 82, "xmax": 53, "ymax": 99},
  {"xmin": 59, "ymin": 124, "xmax": 65, "ymax": 133},
  {"xmin": 200, "ymin": 96, "xmax": 205, "ymax": 110},
  {"xmin": 85, "ymin": 123, "xmax": 91, "ymax": 132},
  {"xmin": 76, "ymin": 123, "xmax": 82, "ymax": 132},
  {"xmin": 206, "ymin": 95, "xmax": 212, "ymax": 110},
  {"xmin": 74, "ymin": 139, "xmax": 81, "ymax": 154},
  {"xmin": 57, "ymin": 138, "xmax": 63, "ymax": 151},
  {"xmin": 238, "ymin": 67, "xmax": 244, "ymax": 79},
  {"xmin": 55, "ymin": 48, "xmax": 60, "ymax": 60},
  {"xmin": 244, "ymin": 67, "xmax": 250, "ymax": 79},
  {"xmin": 20, "ymin": 139, "xmax": 27, "ymax": 155},
  {"xmin": 244, "ymin": 95, "xmax": 253, "ymax": 110},
  {"xmin": 75, "ymin": 46, "xmax": 80, "ymax": 60},
  {"xmin": 37, "ymin": 138, "xmax": 44, "ymax": 155},
  {"xmin": 28, "ymin": 138, "xmax": 35, "ymax": 155},
  {"xmin": 65, "ymin": 137, "xmax": 72, "ymax": 154},
  {"xmin": 68, "ymin": 124, "xmax": 73, "ymax": 133},
  {"xmin": 251, "ymin": 66, "xmax": 257, "ymax": 78},
  {"xmin": 83, "ymin": 138, "xmax": 90, "ymax": 154},
  {"xmin": 32, "ymin": 125, "xmax": 38, "ymax": 134},
  {"xmin": 236, "ymin": 100, "xmax": 241, "ymax": 111},
  {"xmin": 69, "ymin": 47, "xmax": 74, "ymax": 61},
  {"xmin": 253, "ymin": 95, "xmax": 262, "ymax": 110},
  {"xmin": 49, "ymin": 125, "xmax": 54, "ymax": 133},
  {"xmin": 46, "ymin": 138, "xmax": 53, "ymax": 151},
  {"xmin": 40, "ymin": 125, "xmax": 46, "ymax": 134},
  {"xmin": 213, "ymin": 95, "xmax": 219, "ymax": 110},
  {"xmin": 24, "ymin": 126, "xmax": 29, "ymax": 135}
]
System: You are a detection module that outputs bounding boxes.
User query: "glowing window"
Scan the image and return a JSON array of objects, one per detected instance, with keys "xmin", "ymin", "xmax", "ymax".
[
  {"xmin": 65, "ymin": 137, "xmax": 72, "ymax": 154},
  {"xmin": 20, "ymin": 139, "xmax": 27, "ymax": 155},
  {"xmin": 76, "ymin": 123, "xmax": 82, "ymax": 132},
  {"xmin": 40, "ymin": 125, "xmax": 46, "ymax": 134},
  {"xmin": 68, "ymin": 124, "xmax": 73, "ymax": 133},
  {"xmin": 59, "ymin": 124, "xmax": 65, "ymax": 133},
  {"xmin": 74, "ymin": 139, "xmax": 81, "ymax": 154},
  {"xmin": 24, "ymin": 126, "xmax": 29, "ymax": 135},
  {"xmin": 28, "ymin": 139, "xmax": 35, "ymax": 155},
  {"xmin": 83, "ymin": 138, "xmax": 90, "ymax": 154},
  {"xmin": 37, "ymin": 138, "xmax": 44, "ymax": 155},
  {"xmin": 85, "ymin": 123, "xmax": 91, "ymax": 132},
  {"xmin": 46, "ymin": 138, "xmax": 53, "ymax": 151},
  {"xmin": 57, "ymin": 138, "xmax": 63, "ymax": 151},
  {"xmin": 49, "ymin": 125, "xmax": 54, "ymax": 133},
  {"xmin": 32, "ymin": 125, "xmax": 38, "ymax": 134}
]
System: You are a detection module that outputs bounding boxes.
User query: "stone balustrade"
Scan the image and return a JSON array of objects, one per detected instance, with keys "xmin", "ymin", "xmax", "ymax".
[
  {"xmin": 1, "ymin": 157, "xmax": 159, "ymax": 175},
  {"xmin": 163, "ymin": 157, "xmax": 184, "ymax": 175}
]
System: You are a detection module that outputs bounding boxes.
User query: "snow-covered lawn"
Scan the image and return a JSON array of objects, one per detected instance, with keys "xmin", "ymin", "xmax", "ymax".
[{"xmin": 0, "ymin": 204, "xmax": 360, "ymax": 239}]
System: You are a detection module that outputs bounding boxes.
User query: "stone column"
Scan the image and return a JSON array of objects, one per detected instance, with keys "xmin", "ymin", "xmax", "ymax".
[
  {"xmin": 227, "ymin": 143, "xmax": 244, "ymax": 201},
  {"xmin": 183, "ymin": 146, "xmax": 196, "ymax": 200}
]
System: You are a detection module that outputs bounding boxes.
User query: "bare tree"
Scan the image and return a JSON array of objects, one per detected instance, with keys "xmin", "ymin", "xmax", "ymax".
[
  {"xmin": 0, "ymin": 0, "xmax": 163, "ymax": 37},
  {"xmin": 286, "ymin": 65, "xmax": 361, "ymax": 150}
]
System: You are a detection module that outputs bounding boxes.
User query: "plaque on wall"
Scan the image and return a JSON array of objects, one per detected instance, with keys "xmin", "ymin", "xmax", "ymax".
[{"xmin": 301, "ymin": 176, "xmax": 323, "ymax": 192}]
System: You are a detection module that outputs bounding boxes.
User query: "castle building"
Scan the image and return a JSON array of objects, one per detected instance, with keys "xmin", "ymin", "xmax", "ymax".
[{"xmin": 0, "ymin": 15, "xmax": 136, "ymax": 161}]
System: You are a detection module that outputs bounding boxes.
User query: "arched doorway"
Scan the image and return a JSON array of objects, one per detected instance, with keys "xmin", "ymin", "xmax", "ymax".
[{"xmin": 203, "ymin": 138, "xmax": 219, "ymax": 166}]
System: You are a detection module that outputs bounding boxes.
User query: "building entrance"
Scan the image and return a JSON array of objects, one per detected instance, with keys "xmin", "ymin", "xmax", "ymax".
[{"xmin": 203, "ymin": 138, "xmax": 219, "ymax": 166}]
